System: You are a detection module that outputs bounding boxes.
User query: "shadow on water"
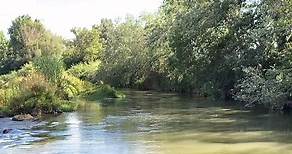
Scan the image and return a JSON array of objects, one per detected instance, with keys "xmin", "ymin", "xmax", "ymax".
[
  {"xmin": 3, "ymin": 90, "xmax": 292, "ymax": 153},
  {"xmin": 102, "ymin": 90, "xmax": 292, "ymax": 144}
]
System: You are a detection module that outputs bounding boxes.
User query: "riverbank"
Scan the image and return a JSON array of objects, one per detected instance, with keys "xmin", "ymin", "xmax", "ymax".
[{"xmin": 0, "ymin": 83, "xmax": 124, "ymax": 119}]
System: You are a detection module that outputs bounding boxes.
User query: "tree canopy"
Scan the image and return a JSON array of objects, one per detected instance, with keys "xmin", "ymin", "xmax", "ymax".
[{"xmin": 0, "ymin": 0, "xmax": 291, "ymax": 111}]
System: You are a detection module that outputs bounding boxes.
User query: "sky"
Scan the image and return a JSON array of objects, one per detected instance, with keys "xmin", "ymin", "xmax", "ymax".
[{"xmin": 0, "ymin": 0, "xmax": 162, "ymax": 39}]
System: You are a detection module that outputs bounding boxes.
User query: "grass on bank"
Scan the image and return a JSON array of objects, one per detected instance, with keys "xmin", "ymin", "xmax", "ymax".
[{"xmin": 0, "ymin": 59, "xmax": 124, "ymax": 117}]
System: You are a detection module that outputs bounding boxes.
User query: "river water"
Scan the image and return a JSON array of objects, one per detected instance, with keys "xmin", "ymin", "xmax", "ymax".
[{"xmin": 2, "ymin": 90, "xmax": 292, "ymax": 154}]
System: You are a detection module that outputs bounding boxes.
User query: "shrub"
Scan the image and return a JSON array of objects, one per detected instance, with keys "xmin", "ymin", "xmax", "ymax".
[
  {"xmin": 233, "ymin": 67, "xmax": 287, "ymax": 109},
  {"xmin": 67, "ymin": 60, "xmax": 101, "ymax": 81},
  {"xmin": 0, "ymin": 68, "xmax": 30, "ymax": 108},
  {"xmin": 0, "ymin": 56, "xmax": 90, "ymax": 115},
  {"xmin": 96, "ymin": 84, "xmax": 119, "ymax": 98},
  {"xmin": 58, "ymin": 72, "xmax": 94, "ymax": 99},
  {"xmin": 59, "ymin": 100, "xmax": 79, "ymax": 112},
  {"xmin": 8, "ymin": 72, "xmax": 60, "ymax": 114},
  {"xmin": 84, "ymin": 84, "xmax": 125, "ymax": 100},
  {"xmin": 33, "ymin": 56, "xmax": 64, "ymax": 83},
  {"xmin": 33, "ymin": 56, "xmax": 94, "ymax": 99},
  {"xmin": 0, "ymin": 106, "xmax": 12, "ymax": 116},
  {"xmin": 0, "ymin": 63, "xmax": 35, "ymax": 86},
  {"xmin": 0, "ymin": 87, "xmax": 20, "ymax": 107}
]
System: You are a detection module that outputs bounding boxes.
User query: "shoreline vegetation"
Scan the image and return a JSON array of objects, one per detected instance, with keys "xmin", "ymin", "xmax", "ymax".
[
  {"xmin": 0, "ymin": 62, "xmax": 123, "ymax": 118},
  {"xmin": 0, "ymin": 0, "xmax": 292, "ymax": 119}
]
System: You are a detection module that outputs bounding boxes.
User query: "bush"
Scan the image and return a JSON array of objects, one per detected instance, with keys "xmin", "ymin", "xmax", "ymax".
[
  {"xmin": 8, "ymin": 72, "xmax": 60, "ymax": 114},
  {"xmin": 84, "ymin": 84, "xmax": 125, "ymax": 100},
  {"xmin": 58, "ymin": 72, "xmax": 94, "ymax": 99},
  {"xmin": 0, "ymin": 88, "xmax": 20, "ymax": 107},
  {"xmin": 0, "ymin": 59, "xmax": 92, "ymax": 115},
  {"xmin": 0, "ymin": 63, "xmax": 64, "ymax": 115},
  {"xmin": 0, "ymin": 66, "xmax": 33, "ymax": 108},
  {"xmin": 0, "ymin": 106, "xmax": 12, "ymax": 116},
  {"xmin": 233, "ymin": 67, "xmax": 287, "ymax": 109},
  {"xmin": 33, "ymin": 56, "xmax": 94, "ymax": 100},
  {"xmin": 0, "ymin": 63, "xmax": 35, "ymax": 85},
  {"xmin": 33, "ymin": 56, "xmax": 64, "ymax": 83},
  {"xmin": 67, "ymin": 60, "xmax": 101, "ymax": 81},
  {"xmin": 59, "ymin": 100, "xmax": 79, "ymax": 112}
]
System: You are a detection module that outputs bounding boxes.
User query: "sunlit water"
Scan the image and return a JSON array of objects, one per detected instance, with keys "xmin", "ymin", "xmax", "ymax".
[{"xmin": 2, "ymin": 90, "xmax": 292, "ymax": 154}]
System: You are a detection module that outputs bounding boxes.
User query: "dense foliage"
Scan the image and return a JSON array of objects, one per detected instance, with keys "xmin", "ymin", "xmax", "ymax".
[
  {"xmin": 0, "ymin": 16, "xmax": 120, "ymax": 116},
  {"xmin": 0, "ymin": 0, "xmax": 291, "ymax": 115},
  {"xmin": 6, "ymin": 15, "xmax": 64, "ymax": 73},
  {"xmin": 144, "ymin": 0, "xmax": 292, "ymax": 110},
  {"xmin": 63, "ymin": 27, "xmax": 103, "ymax": 67},
  {"xmin": 93, "ymin": 17, "xmax": 150, "ymax": 88}
]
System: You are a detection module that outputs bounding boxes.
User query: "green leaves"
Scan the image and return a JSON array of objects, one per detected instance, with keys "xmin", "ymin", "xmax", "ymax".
[
  {"xmin": 1, "ymin": 15, "xmax": 65, "ymax": 73},
  {"xmin": 0, "ymin": 32, "xmax": 9, "ymax": 52},
  {"xmin": 9, "ymin": 15, "xmax": 46, "ymax": 60},
  {"xmin": 0, "ymin": 0, "xmax": 290, "ymax": 111},
  {"xmin": 145, "ymin": 0, "xmax": 292, "ymax": 105},
  {"xmin": 64, "ymin": 27, "xmax": 103, "ymax": 66},
  {"xmin": 234, "ymin": 67, "xmax": 288, "ymax": 109},
  {"xmin": 94, "ymin": 17, "xmax": 150, "ymax": 88},
  {"xmin": 33, "ymin": 56, "xmax": 64, "ymax": 84},
  {"xmin": 161, "ymin": 0, "xmax": 247, "ymax": 96}
]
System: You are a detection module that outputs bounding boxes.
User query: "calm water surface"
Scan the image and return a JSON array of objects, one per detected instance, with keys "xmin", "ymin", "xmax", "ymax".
[{"xmin": 2, "ymin": 90, "xmax": 292, "ymax": 154}]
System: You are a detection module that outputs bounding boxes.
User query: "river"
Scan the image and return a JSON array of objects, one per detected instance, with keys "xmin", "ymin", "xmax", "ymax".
[{"xmin": 2, "ymin": 90, "xmax": 292, "ymax": 154}]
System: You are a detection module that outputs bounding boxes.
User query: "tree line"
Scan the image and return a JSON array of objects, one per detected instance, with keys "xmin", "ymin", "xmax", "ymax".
[{"xmin": 0, "ymin": 0, "xmax": 291, "ymax": 114}]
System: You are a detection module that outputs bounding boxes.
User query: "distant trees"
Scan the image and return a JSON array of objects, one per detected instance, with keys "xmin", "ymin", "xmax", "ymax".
[
  {"xmin": 0, "ymin": 15, "xmax": 64, "ymax": 74},
  {"xmin": 0, "ymin": 32, "xmax": 11, "ymax": 74},
  {"xmin": 93, "ymin": 17, "xmax": 150, "ymax": 88},
  {"xmin": 63, "ymin": 27, "xmax": 103, "ymax": 67},
  {"xmin": 8, "ymin": 15, "xmax": 46, "ymax": 61},
  {"xmin": 0, "ymin": 31, "xmax": 9, "ymax": 53}
]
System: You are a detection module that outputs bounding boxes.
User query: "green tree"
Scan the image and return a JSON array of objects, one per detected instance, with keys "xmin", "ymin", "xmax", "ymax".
[
  {"xmin": 8, "ymin": 15, "xmax": 64, "ymax": 70},
  {"xmin": 9, "ymin": 15, "xmax": 46, "ymax": 62},
  {"xmin": 157, "ymin": 1, "xmax": 248, "ymax": 96},
  {"xmin": 63, "ymin": 27, "xmax": 103, "ymax": 67},
  {"xmin": 0, "ymin": 32, "xmax": 9, "ymax": 53},
  {"xmin": 0, "ymin": 31, "xmax": 13, "ymax": 74},
  {"xmin": 94, "ymin": 17, "xmax": 150, "ymax": 87},
  {"xmin": 234, "ymin": 0, "xmax": 292, "ymax": 108}
]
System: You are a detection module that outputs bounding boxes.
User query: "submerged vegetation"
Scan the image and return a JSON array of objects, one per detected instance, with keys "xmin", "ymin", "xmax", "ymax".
[{"xmin": 0, "ymin": 0, "xmax": 291, "ymax": 116}]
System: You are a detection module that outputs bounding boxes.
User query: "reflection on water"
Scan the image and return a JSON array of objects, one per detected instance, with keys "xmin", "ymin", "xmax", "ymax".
[{"xmin": 2, "ymin": 90, "xmax": 292, "ymax": 154}]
